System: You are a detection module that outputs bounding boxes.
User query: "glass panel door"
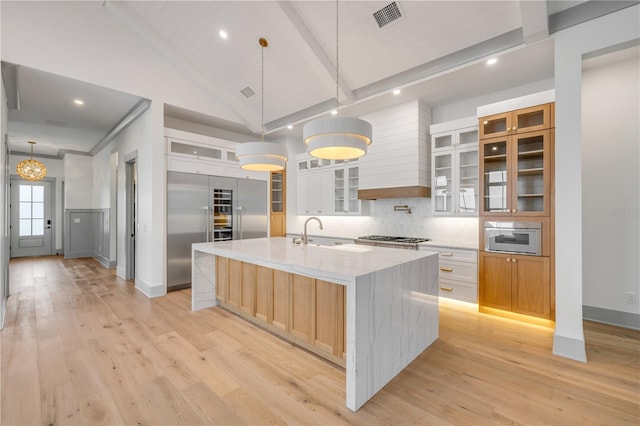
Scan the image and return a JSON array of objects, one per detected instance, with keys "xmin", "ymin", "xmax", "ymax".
[
  {"xmin": 457, "ymin": 149, "xmax": 478, "ymax": 214},
  {"xmin": 271, "ymin": 172, "xmax": 283, "ymax": 213},
  {"xmin": 347, "ymin": 167, "xmax": 359, "ymax": 213},
  {"xmin": 433, "ymin": 152, "xmax": 453, "ymax": 214},
  {"xmin": 482, "ymin": 139, "xmax": 509, "ymax": 213},
  {"xmin": 212, "ymin": 189, "xmax": 233, "ymax": 241},
  {"xmin": 334, "ymin": 169, "xmax": 345, "ymax": 213},
  {"xmin": 515, "ymin": 131, "xmax": 547, "ymax": 214}
]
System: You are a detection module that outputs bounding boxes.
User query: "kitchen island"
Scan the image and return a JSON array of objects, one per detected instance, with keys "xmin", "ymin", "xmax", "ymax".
[{"xmin": 191, "ymin": 237, "xmax": 439, "ymax": 411}]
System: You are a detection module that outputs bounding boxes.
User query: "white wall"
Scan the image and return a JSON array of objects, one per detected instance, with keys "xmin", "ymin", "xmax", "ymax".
[
  {"xmin": 553, "ymin": 4, "xmax": 639, "ymax": 361},
  {"xmin": 1, "ymin": 74, "xmax": 8, "ymax": 327},
  {"xmin": 582, "ymin": 47, "xmax": 640, "ymax": 320},
  {"xmin": 9, "ymin": 154, "xmax": 64, "ymax": 251},
  {"xmin": 62, "ymin": 154, "xmax": 93, "ymax": 209}
]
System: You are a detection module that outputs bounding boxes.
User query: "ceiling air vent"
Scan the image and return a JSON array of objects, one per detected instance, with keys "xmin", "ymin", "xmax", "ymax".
[
  {"xmin": 373, "ymin": 2, "xmax": 404, "ymax": 29},
  {"xmin": 45, "ymin": 119, "xmax": 68, "ymax": 127},
  {"xmin": 240, "ymin": 86, "xmax": 256, "ymax": 98}
]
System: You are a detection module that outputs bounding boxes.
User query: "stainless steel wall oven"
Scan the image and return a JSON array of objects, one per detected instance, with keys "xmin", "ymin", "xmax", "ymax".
[{"xmin": 484, "ymin": 221, "xmax": 541, "ymax": 256}]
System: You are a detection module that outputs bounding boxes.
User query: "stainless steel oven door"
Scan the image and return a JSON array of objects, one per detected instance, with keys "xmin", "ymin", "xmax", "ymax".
[{"xmin": 484, "ymin": 222, "xmax": 541, "ymax": 255}]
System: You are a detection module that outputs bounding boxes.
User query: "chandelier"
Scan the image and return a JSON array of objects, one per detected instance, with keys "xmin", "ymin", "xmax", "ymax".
[
  {"xmin": 236, "ymin": 37, "xmax": 288, "ymax": 172},
  {"xmin": 16, "ymin": 141, "xmax": 47, "ymax": 181},
  {"xmin": 303, "ymin": 0, "xmax": 372, "ymax": 160}
]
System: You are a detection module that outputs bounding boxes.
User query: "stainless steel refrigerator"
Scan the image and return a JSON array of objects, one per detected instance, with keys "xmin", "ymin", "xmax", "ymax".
[{"xmin": 166, "ymin": 171, "xmax": 268, "ymax": 291}]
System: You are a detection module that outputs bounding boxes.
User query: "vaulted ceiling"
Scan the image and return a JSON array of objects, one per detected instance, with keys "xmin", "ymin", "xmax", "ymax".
[{"xmin": 3, "ymin": 0, "xmax": 636, "ymax": 157}]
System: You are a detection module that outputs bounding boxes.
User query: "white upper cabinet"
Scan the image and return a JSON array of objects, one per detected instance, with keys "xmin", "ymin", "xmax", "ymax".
[
  {"xmin": 296, "ymin": 155, "xmax": 363, "ymax": 216},
  {"xmin": 430, "ymin": 118, "xmax": 479, "ymax": 216}
]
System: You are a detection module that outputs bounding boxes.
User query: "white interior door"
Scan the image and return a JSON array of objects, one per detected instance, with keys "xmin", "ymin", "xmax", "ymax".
[{"xmin": 10, "ymin": 179, "xmax": 53, "ymax": 258}]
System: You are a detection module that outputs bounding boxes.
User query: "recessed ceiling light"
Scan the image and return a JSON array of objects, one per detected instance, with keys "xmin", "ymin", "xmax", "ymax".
[
  {"xmin": 73, "ymin": 99, "xmax": 84, "ymax": 105},
  {"xmin": 331, "ymin": 110, "xmax": 338, "ymax": 116},
  {"xmin": 287, "ymin": 125, "xmax": 293, "ymax": 130},
  {"xmin": 486, "ymin": 58, "xmax": 498, "ymax": 65},
  {"xmin": 219, "ymin": 30, "xmax": 228, "ymax": 39},
  {"xmin": 393, "ymin": 89, "xmax": 401, "ymax": 95}
]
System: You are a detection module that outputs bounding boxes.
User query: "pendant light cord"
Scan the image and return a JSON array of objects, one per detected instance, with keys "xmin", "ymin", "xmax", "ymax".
[
  {"xmin": 261, "ymin": 39, "xmax": 265, "ymax": 143},
  {"xmin": 336, "ymin": 0, "xmax": 339, "ymax": 113}
]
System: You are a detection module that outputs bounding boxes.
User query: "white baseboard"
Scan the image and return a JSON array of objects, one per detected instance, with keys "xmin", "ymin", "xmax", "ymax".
[
  {"xmin": 553, "ymin": 333, "xmax": 587, "ymax": 362},
  {"xmin": 135, "ymin": 278, "xmax": 166, "ymax": 298}
]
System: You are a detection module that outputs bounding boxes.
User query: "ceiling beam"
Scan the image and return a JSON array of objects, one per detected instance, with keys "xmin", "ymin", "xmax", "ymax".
[
  {"xmin": 104, "ymin": 1, "xmax": 262, "ymax": 133},
  {"xmin": 519, "ymin": 0, "xmax": 549, "ymax": 44},
  {"xmin": 1, "ymin": 62, "xmax": 21, "ymax": 110},
  {"xmin": 277, "ymin": 0, "xmax": 355, "ymax": 105}
]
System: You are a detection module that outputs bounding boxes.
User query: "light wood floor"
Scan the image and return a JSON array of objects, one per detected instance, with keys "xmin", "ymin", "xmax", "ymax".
[{"xmin": 1, "ymin": 256, "xmax": 638, "ymax": 425}]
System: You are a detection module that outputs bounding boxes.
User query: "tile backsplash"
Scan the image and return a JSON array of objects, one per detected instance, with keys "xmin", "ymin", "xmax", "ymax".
[{"xmin": 288, "ymin": 197, "xmax": 478, "ymax": 246}]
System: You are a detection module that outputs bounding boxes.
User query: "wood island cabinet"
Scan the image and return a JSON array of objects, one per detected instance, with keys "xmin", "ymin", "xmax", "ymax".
[{"xmin": 215, "ymin": 256, "xmax": 346, "ymax": 366}]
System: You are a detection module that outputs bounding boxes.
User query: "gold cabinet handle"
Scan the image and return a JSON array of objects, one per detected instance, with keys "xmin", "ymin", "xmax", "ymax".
[
  {"xmin": 506, "ymin": 258, "xmax": 511, "ymax": 262},
  {"xmin": 512, "ymin": 259, "xmax": 517, "ymax": 263},
  {"xmin": 440, "ymin": 252, "xmax": 453, "ymax": 257},
  {"xmin": 440, "ymin": 267, "xmax": 453, "ymax": 272},
  {"xmin": 513, "ymin": 209, "xmax": 517, "ymax": 213},
  {"xmin": 440, "ymin": 287, "xmax": 453, "ymax": 292},
  {"xmin": 506, "ymin": 209, "xmax": 511, "ymax": 213}
]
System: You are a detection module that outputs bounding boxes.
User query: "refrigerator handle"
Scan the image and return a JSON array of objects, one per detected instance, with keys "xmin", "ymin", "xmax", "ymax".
[
  {"xmin": 205, "ymin": 206, "xmax": 211, "ymax": 242},
  {"xmin": 238, "ymin": 206, "xmax": 243, "ymax": 240}
]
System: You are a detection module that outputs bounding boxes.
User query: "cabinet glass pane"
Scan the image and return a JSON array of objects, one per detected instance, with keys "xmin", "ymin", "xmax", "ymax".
[
  {"xmin": 517, "ymin": 110, "xmax": 544, "ymax": 130},
  {"xmin": 271, "ymin": 173, "xmax": 283, "ymax": 213},
  {"xmin": 171, "ymin": 142, "xmax": 222, "ymax": 160},
  {"xmin": 483, "ymin": 117, "xmax": 507, "ymax": 136},
  {"xmin": 434, "ymin": 134, "xmax": 453, "ymax": 149},
  {"xmin": 483, "ymin": 141, "xmax": 508, "ymax": 213},
  {"xmin": 516, "ymin": 134, "xmax": 545, "ymax": 212},
  {"xmin": 434, "ymin": 153, "xmax": 453, "ymax": 213},
  {"xmin": 459, "ymin": 129, "xmax": 478, "ymax": 146},
  {"xmin": 335, "ymin": 169, "xmax": 345, "ymax": 213},
  {"xmin": 348, "ymin": 167, "xmax": 359, "ymax": 212},
  {"xmin": 227, "ymin": 151, "xmax": 239, "ymax": 162},
  {"xmin": 458, "ymin": 150, "xmax": 478, "ymax": 213},
  {"xmin": 298, "ymin": 161, "xmax": 308, "ymax": 171}
]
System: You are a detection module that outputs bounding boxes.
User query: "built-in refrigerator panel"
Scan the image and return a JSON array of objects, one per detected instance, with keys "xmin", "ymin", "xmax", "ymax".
[
  {"xmin": 166, "ymin": 171, "xmax": 210, "ymax": 291},
  {"xmin": 237, "ymin": 178, "xmax": 268, "ymax": 240}
]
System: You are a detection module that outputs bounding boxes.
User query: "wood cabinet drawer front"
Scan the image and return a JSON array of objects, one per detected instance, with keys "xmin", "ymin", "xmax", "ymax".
[
  {"xmin": 438, "ymin": 260, "xmax": 477, "ymax": 283},
  {"xmin": 430, "ymin": 247, "xmax": 477, "ymax": 263},
  {"xmin": 438, "ymin": 280, "xmax": 477, "ymax": 303}
]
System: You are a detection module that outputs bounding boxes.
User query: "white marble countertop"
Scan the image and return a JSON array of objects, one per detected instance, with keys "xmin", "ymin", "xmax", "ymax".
[
  {"xmin": 193, "ymin": 237, "xmax": 437, "ymax": 283},
  {"xmin": 419, "ymin": 240, "xmax": 479, "ymax": 251}
]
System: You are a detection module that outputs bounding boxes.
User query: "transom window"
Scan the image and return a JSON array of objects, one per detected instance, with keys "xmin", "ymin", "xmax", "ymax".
[{"xmin": 19, "ymin": 184, "xmax": 45, "ymax": 236}]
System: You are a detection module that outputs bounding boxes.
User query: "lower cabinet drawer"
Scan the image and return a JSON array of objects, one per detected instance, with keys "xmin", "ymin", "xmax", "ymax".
[
  {"xmin": 438, "ymin": 280, "xmax": 477, "ymax": 303},
  {"xmin": 438, "ymin": 259, "xmax": 477, "ymax": 283}
]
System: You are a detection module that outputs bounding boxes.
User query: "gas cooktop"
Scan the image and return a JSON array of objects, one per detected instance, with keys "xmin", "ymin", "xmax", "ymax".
[{"xmin": 354, "ymin": 235, "xmax": 430, "ymax": 249}]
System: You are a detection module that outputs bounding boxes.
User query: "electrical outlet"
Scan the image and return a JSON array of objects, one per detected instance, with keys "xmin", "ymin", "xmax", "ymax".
[{"xmin": 624, "ymin": 292, "xmax": 637, "ymax": 304}]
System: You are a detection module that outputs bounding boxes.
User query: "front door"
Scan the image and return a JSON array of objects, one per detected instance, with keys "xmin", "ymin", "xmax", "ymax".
[{"xmin": 10, "ymin": 179, "xmax": 53, "ymax": 257}]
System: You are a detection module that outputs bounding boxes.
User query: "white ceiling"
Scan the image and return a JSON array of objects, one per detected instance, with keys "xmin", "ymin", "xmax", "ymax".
[{"xmin": 4, "ymin": 0, "xmax": 634, "ymax": 158}]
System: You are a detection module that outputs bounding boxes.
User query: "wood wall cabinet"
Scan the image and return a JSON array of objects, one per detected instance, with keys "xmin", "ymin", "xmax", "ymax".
[
  {"xmin": 479, "ymin": 252, "xmax": 550, "ymax": 319},
  {"xmin": 479, "ymin": 104, "xmax": 551, "ymax": 139},
  {"xmin": 215, "ymin": 256, "xmax": 346, "ymax": 366},
  {"xmin": 480, "ymin": 129, "xmax": 552, "ymax": 217},
  {"xmin": 270, "ymin": 171, "xmax": 286, "ymax": 237},
  {"xmin": 478, "ymin": 100, "xmax": 555, "ymax": 322}
]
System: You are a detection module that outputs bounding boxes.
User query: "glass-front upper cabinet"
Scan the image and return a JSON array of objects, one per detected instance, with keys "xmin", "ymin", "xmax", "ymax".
[
  {"xmin": 480, "ymin": 130, "xmax": 551, "ymax": 216},
  {"xmin": 431, "ymin": 123, "xmax": 479, "ymax": 216},
  {"xmin": 513, "ymin": 130, "xmax": 550, "ymax": 216},
  {"xmin": 480, "ymin": 138, "xmax": 509, "ymax": 214},
  {"xmin": 480, "ymin": 104, "xmax": 551, "ymax": 139},
  {"xmin": 333, "ymin": 165, "xmax": 360, "ymax": 214}
]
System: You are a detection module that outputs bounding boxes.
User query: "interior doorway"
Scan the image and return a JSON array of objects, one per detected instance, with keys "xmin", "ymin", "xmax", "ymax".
[
  {"xmin": 10, "ymin": 178, "xmax": 54, "ymax": 258},
  {"xmin": 125, "ymin": 155, "xmax": 137, "ymax": 281}
]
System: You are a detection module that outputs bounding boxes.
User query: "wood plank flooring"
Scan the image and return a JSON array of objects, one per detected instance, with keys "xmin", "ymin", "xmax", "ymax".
[{"xmin": 1, "ymin": 256, "xmax": 638, "ymax": 425}]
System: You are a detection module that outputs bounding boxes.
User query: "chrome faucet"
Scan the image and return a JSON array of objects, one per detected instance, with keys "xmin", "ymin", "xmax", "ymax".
[{"xmin": 303, "ymin": 217, "xmax": 323, "ymax": 245}]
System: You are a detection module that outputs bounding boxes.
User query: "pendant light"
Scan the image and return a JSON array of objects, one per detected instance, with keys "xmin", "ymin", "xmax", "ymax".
[
  {"xmin": 303, "ymin": 0, "xmax": 372, "ymax": 160},
  {"xmin": 16, "ymin": 141, "xmax": 47, "ymax": 181},
  {"xmin": 236, "ymin": 37, "xmax": 288, "ymax": 172}
]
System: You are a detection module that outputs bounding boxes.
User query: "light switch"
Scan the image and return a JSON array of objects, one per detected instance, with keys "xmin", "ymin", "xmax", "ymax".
[{"xmin": 73, "ymin": 218, "xmax": 81, "ymax": 224}]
